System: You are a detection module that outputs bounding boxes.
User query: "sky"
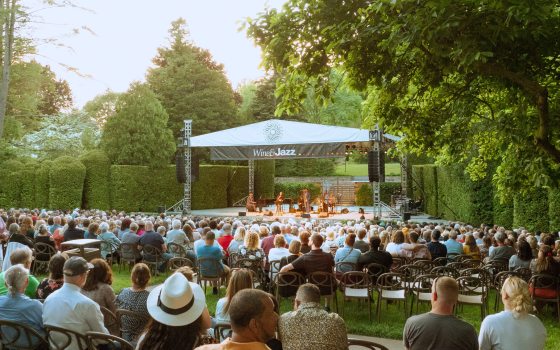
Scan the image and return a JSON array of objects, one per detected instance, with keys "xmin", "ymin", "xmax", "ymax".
[{"xmin": 24, "ymin": 0, "xmax": 285, "ymax": 108}]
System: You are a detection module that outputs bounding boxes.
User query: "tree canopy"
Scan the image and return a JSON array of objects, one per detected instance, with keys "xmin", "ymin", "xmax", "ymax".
[
  {"xmin": 246, "ymin": 0, "xmax": 560, "ymax": 197},
  {"xmin": 147, "ymin": 18, "xmax": 239, "ymax": 137},
  {"xmin": 101, "ymin": 83, "xmax": 175, "ymax": 167}
]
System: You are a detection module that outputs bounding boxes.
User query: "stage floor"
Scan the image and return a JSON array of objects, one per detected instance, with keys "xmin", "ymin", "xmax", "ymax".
[{"xmin": 189, "ymin": 206, "xmax": 441, "ymax": 224}]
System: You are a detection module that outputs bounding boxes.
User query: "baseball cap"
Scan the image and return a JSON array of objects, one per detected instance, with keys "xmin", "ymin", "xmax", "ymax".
[{"xmin": 63, "ymin": 256, "xmax": 94, "ymax": 276}]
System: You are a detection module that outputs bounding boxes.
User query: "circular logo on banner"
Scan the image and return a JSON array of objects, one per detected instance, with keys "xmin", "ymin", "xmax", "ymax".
[{"xmin": 264, "ymin": 121, "xmax": 283, "ymax": 143}]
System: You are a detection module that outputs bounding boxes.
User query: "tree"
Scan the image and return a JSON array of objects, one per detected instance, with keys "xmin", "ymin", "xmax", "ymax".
[
  {"xmin": 147, "ymin": 18, "xmax": 239, "ymax": 137},
  {"xmin": 82, "ymin": 90, "xmax": 121, "ymax": 127},
  {"xmin": 247, "ymin": 75, "xmax": 307, "ymax": 122},
  {"xmin": 0, "ymin": 0, "xmax": 18, "ymax": 139},
  {"xmin": 101, "ymin": 82, "xmax": 175, "ymax": 167},
  {"xmin": 237, "ymin": 81, "xmax": 257, "ymax": 123},
  {"xmin": 246, "ymin": 0, "xmax": 560, "ymax": 198}
]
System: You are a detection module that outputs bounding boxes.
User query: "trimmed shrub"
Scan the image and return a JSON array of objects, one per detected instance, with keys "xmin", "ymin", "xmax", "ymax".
[
  {"xmin": 513, "ymin": 187, "xmax": 549, "ymax": 232},
  {"xmin": 143, "ymin": 165, "xmax": 183, "ymax": 211},
  {"xmin": 548, "ymin": 189, "xmax": 560, "ymax": 232},
  {"xmin": 192, "ymin": 165, "xmax": 229, "ymax": 209},
  {"xmin": 0, "ymin": 160, "xmax": 24, "ymax": 208},
  {"xmin": 468, "ymin": 173, "xmax": 494, "ymax": 226},
  {"xmin": 19, "ymin": 164, "xmax": 38, "ymax": 208},
  {"xmin": 80, "ymin": 150, "xmax": 111, "ymax": 210},
  {"xmin": 255, "ymin": 160, "xmax": 275, "ymax": 198},
  {"xmin": 227, "ymin": 166, "xmax": 249, "ymax": 206},
  {"xmin": 355, "ymin": 182, "xmax": 402, "ymax": 206},
  {"xmin": 274, "ymin": 182, "xmax": 322, "ymax": 202},
  {"xmin": 275, "ymin": 158, "xmax": 336, "ymax": 177},
  {"xmin": 49, "ymin": 156, "xmax": 86, "ymax": 210},
  {"xmin": 110, "ymin": 165, "xmax": 148, "ymax": 212},
  {"xmin": 411, "ymin": 165, "xmax": 424, "ymax": 203},
  {"xmin": 422, "ymin": 165, "xmax": 438, "ymax": 216},
  {"xmin": 35, "ymin": 160, "xmax": 52, "ymax": 208},
  {"xmin": 493, "ymin": 195, "xmax": 513, "ymax": 228}
]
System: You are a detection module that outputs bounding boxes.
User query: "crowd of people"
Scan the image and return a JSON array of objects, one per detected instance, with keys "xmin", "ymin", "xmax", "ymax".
[{"xmin": 0, "ymin": 207, "xmax": 557, "ymax": 349}]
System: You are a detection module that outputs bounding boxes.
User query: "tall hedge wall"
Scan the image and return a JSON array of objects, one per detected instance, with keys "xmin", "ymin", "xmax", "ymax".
[
  {"xmin": 274, "ymin": 182, "xmax": 322, "ymax": 201},
  {"xmin": 19, "ymin": 166, "xmax": 37, "ymax": 208},
  {"xmin": 0, "ymin": 160, "xmax": 23, "ymax": 208},
  {"xmin": 275, "ymin": 159, "xmax": 336, "ymax": 177},
  {"xmin": 80, "ymin": 150, "xmax": 111, "ymax": 210},
  {"xmin": 49, "ymin": 156, "xmax": 86, "ymax": 210},
  {"xmin": 227, "ymin": 166, "xmax": 249, "ymax": 206},
  {"xmin": 255, "ymin": 160, "xmax": 275, "ymax": 198},
  {"xmin": 436, "ymin": 166, "xmax": 470, "ymax": 221},
  {"xmin": 192, "ymin": 166, "xmax": 229, "ymax": 209},
  {"xmin": 422, "ymin": 165, "xmax": 438, "ymax": 216},
  {"xmin": 411, "ymin": 165, "xmax": 424, "ymax": 202},
  {"xmin": 355, "ymin": 183, "xmax": 402, "ymax": 206},
  {"xmin": 548, "ymin": 189, "xmax": 560, "ymax": 232},
  {"xmin": 110, "ymin": 165, "xmax": 147, "ymax": 212},
  {"xmin": 513, "ymin": 187, "xmax": 549, "ymax": 232},
  {"xmin": 35, "ymin": 160, "xmax": 52, "ymax": 208}
]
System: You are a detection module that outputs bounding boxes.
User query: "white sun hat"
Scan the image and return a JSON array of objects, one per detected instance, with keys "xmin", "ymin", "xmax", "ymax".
[{"xmin": 146, "ymin": 273, "xmax": 206, "ymax": 327}]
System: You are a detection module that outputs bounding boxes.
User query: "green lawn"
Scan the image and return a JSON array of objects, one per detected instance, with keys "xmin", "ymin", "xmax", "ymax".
[
  {"xmin": 105, "ymin": 267, "xmax": 558, "ymax": 349},
  {"xmin": 335, "ymin": 161, "xmax": 401, "ymax": 177}
]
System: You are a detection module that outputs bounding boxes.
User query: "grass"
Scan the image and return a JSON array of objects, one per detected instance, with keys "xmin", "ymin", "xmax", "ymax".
[
  {"xmin": 335, "ymin": 161, "xmax": 401, "ymax": 177},
  {"xmin": 38, "ymin": 266, "xmax": 560, "ymax": 349}
]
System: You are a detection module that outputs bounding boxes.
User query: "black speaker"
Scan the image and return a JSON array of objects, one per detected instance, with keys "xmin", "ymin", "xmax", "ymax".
[
  {"xmin": 368, "ymin": 150, "xmax": 385, "ymax": 182},
  {"xmin": 175, "ymin": 151, "xmax": 186, "ymax": 183},
  {"xmin": 238, "ymin": 211, "xmax": 247, "ymax": 216},
  {"xmin": 157, "ymin": 206, "xmax": 165, "ymax": 213},
  {"xmin": 302, "ymin": 213, "xmax": 311, "ymax": 218},
  {"xmin": 402, "ymin": 212, "xmax": 411, "ymax": 221},
  {"xmin": 192, "ymin": 155, "xmax": 200, "ymax": 181}
]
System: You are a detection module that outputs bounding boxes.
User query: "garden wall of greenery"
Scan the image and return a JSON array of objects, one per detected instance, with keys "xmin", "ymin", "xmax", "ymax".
[
  {"xmin": 0, "ymin": 152, "xmax": 275, "ymax": 212},
  {"xmin": 413, "ymin": 164, "xmax": 560, "ymax": 232}
]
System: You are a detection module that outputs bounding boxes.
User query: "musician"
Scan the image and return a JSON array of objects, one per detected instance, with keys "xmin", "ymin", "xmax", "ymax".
[
  {"xmin": 303, "ymin": 188, "xmax": 311, "ymax": 213},
  {"xmin": 328, "ymin": 193, "xmax": 336, "ymax": 213},
  {"xmin": 275, "ymin": 192, "xmax": 285, "ymax": 214},
  {"xmin": 246, "ymin": 192, "xmax": 257, "ymax": 212}
]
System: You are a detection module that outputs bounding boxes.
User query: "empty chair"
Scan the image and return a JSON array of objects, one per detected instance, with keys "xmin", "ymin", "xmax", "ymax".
[
  {"xmin": 168, "ymin": 257, "xmax": 194, "ymax": 273},
  {"xmin": 376, "ymin": 272, "xmax": 407, "ymax": 321},
  {"xmin": 456, "ymin": 276, "xmax": 488, "ymax": 320},
  {"xmin": 340, "ymin": 271, "xmax": 371, "ymax": 320},
  {"xmin": 141, "ymin": 245, "xmax": 162, "ymax": 276},
  {"xmin": 33, "ymin": 242, "xmax": 57, "ymax": 274},
  {"xmin": 363, "ymin": 263, "xmax": 388, "ymax": 286},
  {"xmin": 308, "ymin": 271, "xmax": 338, "ymax": 312},
  {"xmin": 409, "ymin": 274, "xmax": 437, "ymax": 315}
]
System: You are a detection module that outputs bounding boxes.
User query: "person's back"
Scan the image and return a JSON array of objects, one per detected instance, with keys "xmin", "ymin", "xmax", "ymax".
[
  {"xmin": 444, "ymin": 235, "xmax": 463, "ymax": 255},
  {"xmin": 63, "ymin": 220, "xmax": 84, "ymax": 242},
  {"xmin": 358, "ymin": 237, "xmax": 393, "ymax": 270}
]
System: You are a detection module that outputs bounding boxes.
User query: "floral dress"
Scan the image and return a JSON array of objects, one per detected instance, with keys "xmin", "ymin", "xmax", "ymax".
[{"xmin": 36, "ymin": 278, "xmax": 63, "ymax": 299}]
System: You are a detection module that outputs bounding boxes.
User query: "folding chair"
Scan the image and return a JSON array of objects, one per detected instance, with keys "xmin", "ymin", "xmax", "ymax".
[
  {"xmin": 376, "ymin": 272, "xmax": 407, "ymax": 321},
  {"xmin": 340, "ymin": 271, "xmax": 372, "ymax": 320},
  {"xmin": 0, "ymin": 319, "xmax": 48, "ymax": 349}
]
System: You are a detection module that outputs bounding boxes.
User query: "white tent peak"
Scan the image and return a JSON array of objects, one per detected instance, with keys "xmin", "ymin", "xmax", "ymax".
[{"xmin": 190, "ymin": 119, "xmax": 399, "ymax": 148}]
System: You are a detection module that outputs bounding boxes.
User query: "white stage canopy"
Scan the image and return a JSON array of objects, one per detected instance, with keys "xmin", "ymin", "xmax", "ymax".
[{"xmin": 190, "ymin": 119, "xmax": 400, "ymax": 160}]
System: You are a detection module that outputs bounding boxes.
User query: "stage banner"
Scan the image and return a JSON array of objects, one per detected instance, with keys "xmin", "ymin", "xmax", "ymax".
[{"xmin": 210, "ymin": 143, "xmax": 346, "ymax": 160}]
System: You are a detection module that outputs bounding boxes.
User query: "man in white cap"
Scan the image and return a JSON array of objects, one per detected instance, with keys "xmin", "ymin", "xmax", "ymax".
[{"xmin": 43, "ymin": 257, "xmax": 109, "ymax": 350}]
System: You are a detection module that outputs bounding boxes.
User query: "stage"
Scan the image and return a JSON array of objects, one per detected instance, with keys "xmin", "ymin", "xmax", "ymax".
[{"xmin": 186, "ymin": 205, "xmax": 440, "ymax": 224}]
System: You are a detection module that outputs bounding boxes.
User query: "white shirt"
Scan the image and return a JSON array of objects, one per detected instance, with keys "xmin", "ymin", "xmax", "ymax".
[
  {"xmin": 43, "ymin": 283, "xmax": 109, "ymax": 350},
  {"xmin": 479, "ymin": 310, "xmax": 546, "ymax": 350}
]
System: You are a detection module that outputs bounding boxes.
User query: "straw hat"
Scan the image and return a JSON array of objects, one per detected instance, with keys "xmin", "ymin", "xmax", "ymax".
[{"xmin": 147, "ymin": 273, "xmax": 206, "ymax": 327}]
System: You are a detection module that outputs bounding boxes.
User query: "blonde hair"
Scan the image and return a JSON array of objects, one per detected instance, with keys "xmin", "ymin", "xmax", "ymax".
[
  {"xmin": 244, "ymin": 231, "xmax": 260, "ymax": 250},
  {"xmin": 274, "ymin": 234, "xmax": 286, "ymax": 248},
  {"xmin": 502, "ymin": 276, "xmax": 532, "ymax": 318},
  {"xmin": 234, "ymin": 226, "xmax": 246, "ymax": 241}
]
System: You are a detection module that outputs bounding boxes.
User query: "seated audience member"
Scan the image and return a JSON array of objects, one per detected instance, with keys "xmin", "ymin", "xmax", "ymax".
[
  {"xmin": 261, "ymin": 224, "xmax": 281, "ymax": 256},
  {"xmin": 97, "ymin": 222, "xmax": 121, "ymax": 261},
  {"xmin": 43, "ymin": 257, "xmax": 110, "ymax": 350},
  {"xmin": 279, "ymin": 240, "xmax": 304, "ymax": 275},
  {"xmin": 489, "ymin": 232, "xmax": 516, "ymax": 262},
  {"xmin": 358, "ymin": 236, "xmax": 393, "ymax": 271},
  {"xmin": 37, "ymin": 253, "xmax": 68, "ymax": 299},
  {"xmin": 280, "ymin": 234, "xmax": 334, "ymax": 276},
  {"xmin": 217, "ymin": 223, "xmax": 234, "ymax": 257},
  {"xmin": 334, "ymin": 233, "xmax": 361, "ymax": 273},
  {"xmin": 385, "ymin": 230, "xmax": 406, "ymax": 256},
  {"xmin": 427, "ymin": 229, "xmax": 447, "ymax": 261},
  {"xmin": 279, "ymin": 283, "xmax": 347, "ymax": 350},
  {"xmin": 479, "ymin": 236, "xmax": 492, "ymax": 259},
  {"xmin": 0, "ymin": 248, "xmax": 39, "ymax": 298},
  {"xmin": 268, "ymin": 235, "xmax": 290, "ymax": 280},
  {"xmin": 137, "ymin": 273, "xmax": 208, "ymax": 349},
  {"xmin": 238, "ymin": 231, "xmax": 265, "ymax": 263},
  {"xmin": 401, "ymin": 231, "xmax": 432, "ymax": 260},
  {"xmin": 526, "ymin": 235, "xmax": 539, "ymax": 258},
  {"xmin": 354, "ymin": 228, "xmax": 370, "ymax": 253},
  {"xmin": 81, "ymin": 258, "xmax": 118, "ymax": 334},
  {"xmin": 3, "ymin": 223, "xmax": 34, "ymax": 271},
  {"xmin": 117, "ymin": 218, "xmax": 132, "ymax": 240},
  {"xmin": 479, "ymin": 276, "xmax": 546, "ymax": 350},
  {"xmin": 299, "ymin": 230, "xmax": 312, "ymax": 254},
  {"xmin": 167, "ymin": 219, "xmax": 190, "ymax": 248},
  {"xmin": 63, "ymin": 219, "xmax": 85, "ymax": 241},
  {"xmin": 0, "ymin": 264, "xmax": 45, "ymax": 348},
  {"xmin": 443, "ymin": 230, "xmax": 464, "ymax": 256},
  {"xmin": 34, "ymin": 224, "xmax": 56, "ymax": 259},
  {"xmin": 19, "ymin": 216, "xmax": 35, "ymax": 240},
  {"xmin": 403, "ymin": 276, "xmax": 478, "ymax": 350},
  {"xmin": 196, "ymin": 232, "xmax": 230, "ymax": 295},
  {"xmin": 139, "ymin": 221, "xmax": 172, "ymax": 272},
  {"xmin": 530, "ymin": 244, "xmax": 560, "ymax": 277},
  {"xmin": 462, "ymin": 234, "xmax": 481, "ymax": 260},
  {"xmin": 227, "ymin": 226, "xmax": 245, "ymax": 255},
  {"xmin": 509, "ymin": 240, "xmax": 532, "ymax": 271},
  {"xmin": 321, "ymin": 229, "xmax": 337, "ymax": 253},
  {"xmin": 195, "ymin": 289, "xmax": 278, "ymax": 350},
  {"xmin": 116, "ymin": 263, "xmax": 151, "ymax": 342},
  {"xmin": 214, "ymin": 269, "xmax": 253, "ymax": 325}
]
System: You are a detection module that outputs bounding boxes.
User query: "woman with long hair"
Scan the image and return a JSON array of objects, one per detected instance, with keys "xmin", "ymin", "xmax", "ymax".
[
  {"xmin": 479, "ymin": 276, "xmax": 546, "ymax": 350},
  {"xmin": 36, "ymin": 253, "xmax": 67, "ymax": 299},
  {"xmin": 116, "ymin": 263, "xmax": 151, "ymax": 342},
  {"xmin": 509, "ymin": 241, "xmax": 532, "ymax": 270},
  {"xmin": 214, "ymin": 269, "xmax": 253, "ymax": 324},
  {"xmin": 238, "ymin": 231, "xmax": 265, "ymax": 262},
  {"xmin": 530, "ymin": 245, "xmax": 560, "ymax": 276},
  {"xmin": 385, "ymin": 230, "xmax": 405, "ymax": 257},
  {"xmin": 81, "ymin": 258, "xmax": 118, "ymax": 334},
  {"xmin": 227, "ymin": 226, "xmax": 246, "ymax": 255},
  {"xmin": 19, "ymin": 216, "xmax": 35, "ymax": 241},
  {"xmin": 462, "ymin": 234, "xmax": 481, "ymax": 260},
  {"xmin": 137, "ymin": 273, "xmax": 208, "ymax": 350}
]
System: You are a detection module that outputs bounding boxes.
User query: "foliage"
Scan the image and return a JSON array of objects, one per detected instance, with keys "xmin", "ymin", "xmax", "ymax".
[
  {"xmin": 513, "ymin": 187, "xmax": 549, "ymax": 232},
  {"xmin": 492, "ymin": 193, "xmax": 514, "ymax": 229},
  {"xmin": 101, "ymin": 82, "xmax": 175, "ymax": 167},
  {"xmin": 422, "ymin": 165, "xmax": 439, "ymax": 216},
  {"xmin": 227, "ymin": 166, "xmax": 249, "ymax": 206},
  {"xmin": 110, "ymin": 165, "xmax": 146, "ymax": 212},
  {"xmin": 246, "ymin": 0, "xmax": 560, "ymax": 200},
  {"xmin": 82, "ymin": 90, "xmax": 120, "ymax": 127},
  {"xmin": 355, "ymin": 183, "xmax": 401, "ymax": 206},
  {"xmin": 48, "ymin": 156, "xmax": 86, "ymax": 210},
  {"xmin": 0, "ymin": 160, "xmax": 23, "ymax": 208},
  {"xmin": 18, "ymin": 161, "xmax": 39, "ymax": 208},
  {"xmin": 35, "ymin": 160, "xmax": 52, "ymax": 208},
  {"xmin": 19, "ymin": 111, "xmax": 100, "ymax": 159},
  {"xmin": 237, "ymin": 81, "xmax": 257, "ymax": 123},
  {"xmin": 275, "ymin": 158, "xmax": 335, "ymax": 177},
  {"xmin": 274, "ymin": 182, "xmax": 321, "ymax": 202},
  {"xmin": 436, "ymin": 166, "xmax": 471, "ymax": 221},
  {"xmin": 411, "ymin": 166, "xmax": 424, "ymax": 202},
  {"xmin": 254, "ymin": 160, "xmax": 275, "ymax": 198},
  {"xmin": 147, "ymin": 18, "xmax": 239, "ymax": 137},
  {"xmin": 80, "ymin": 150, "xmax": 111, "ymax": 210},
  {"xmin": 548, "ymin": 189, "xmax": 560, "ymax": 232}
]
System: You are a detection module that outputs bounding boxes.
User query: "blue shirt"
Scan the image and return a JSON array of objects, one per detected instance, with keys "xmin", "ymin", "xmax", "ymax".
[
  {"xmin": 444, "ymin": 239, "xmax": 464, "ymax": 255},
  {"xmin": 196, "ymin": 243, "xmax": 225, "ymax": 276},
  {"xmin": 0, "ymin": 293, "xmax": 45, "ymax": 347},
  {"xmin": 334, "ymin": 245, "xmax": 361, "ymax": 272}
]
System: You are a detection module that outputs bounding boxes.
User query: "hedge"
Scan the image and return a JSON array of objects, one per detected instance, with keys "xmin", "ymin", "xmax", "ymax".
[
  {"xmin": 49, "ymin": 156, "xmax": 86, "ymax": 210},
  {"xmin": 0, "ymin": 160, "xmax": 24, "ymax": 208},
  {"xmin": 144, "ymin": 166, "xmax": 184, "ymax": 211},
  {"xmin": 275, "ymin": 158, "xmax": 336, "ymax": 177},
  {"xmin": 191, "ymin": 166, "xmax": 229, "ymax": 209},
  {"xmin": 19, "ymin": 167, "xmax": 37, "ymax": 208},
  {"xmin": 227, "ymin": 166, "xmax": 249, "ymax": 206},
  {"xmin": 35, "ymin": 160, "xmax": 52, "ymax": 208},
  {"xmin": 548, "ymin": 189, "xmax": 560, "ymax": 232},
  {"xmin": 411, "ymin": 165, "xmax": 424, "ymax": 202},
  {"xmin": 513, "ymin": 187, "xmax": 549, "ymax": 232},
  {"xmin": 422, "ymin": 165, "xmax": 438, "ymax": 216},
  {"xmin": 274, "ymin": 182, "xmax": 322, "ymax": 202},
  {"xmin": 80, "ymin": 150, "xmax": 111, "ymax": 210},
  {"xmin": 436, "ymin": 166, "xmax": 470, "ymax": 221},
  {"xmin": 492, "ymin": 195, "xmax": 513, "ymax": 228},
  {"xmin": 255, "ymin": 160, "xmax": 275, "ymax": 198},
  {"xmin": 110, "ymin": 165, "xmax": 149, "ymax": 212},
  {"xmin": 355, "ymin": 183, "xmax": 402, "ymax": 206}
]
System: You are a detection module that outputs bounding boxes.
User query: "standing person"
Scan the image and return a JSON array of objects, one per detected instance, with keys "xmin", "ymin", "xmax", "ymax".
[
  {"xmin": 136, "ymin": 273, "xmax": 208, "ymax": 350},
  {"xmin": 43, "ymin": 257, "xmax": 109, "ymax": 350},
  {"xmin": 304, "ymin": 188, "xmax": 311, "ymax": 213},
  {"xmin": 246, "ymin": 192, "xmax": 257, "ymax": 212},
  {"xmin": 403, "ymin": 276, "xmax": 478, "ymax": 350},
  {"xmin": 275, "ymin": 192, "xmax": 285, "ymax": 215},
  {"xmin": 279, "ymin": 283, "xmax": 347, "ymax": 350},
  {"xmin": 479, "ymin": 276, "xmax": 546, "ymax": 350},
  {"xmin": 195, "ymin": 289, "xmax": 278, "ymax": 350}
]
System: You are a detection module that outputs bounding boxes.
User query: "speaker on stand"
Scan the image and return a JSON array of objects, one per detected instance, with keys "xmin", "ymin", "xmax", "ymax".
[{"xmin": 175, "ymin": 151, "xmax": 186, "ymax": 183}]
